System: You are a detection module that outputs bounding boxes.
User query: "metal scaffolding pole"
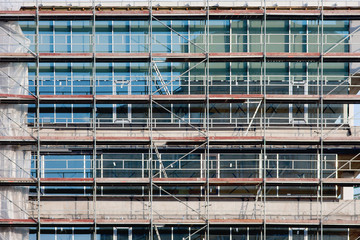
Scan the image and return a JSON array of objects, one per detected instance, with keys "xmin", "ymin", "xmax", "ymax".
[
  {"xmin": 205, "ymin": 0, "xmax": 210, "ymax": 239},
  {"xmin": 262, "ymin": 0, "xmax": 267, "ymax": 239},
  {"xmin": 91, "ymin": 0, "xmax": 97, "ymax": 238},
  {"xmin": 149, "ymin": 0, "xmax": 154, "ymax": 239},
  {"xmin": 315, "ymin": 5, "xmax": 321, "ymax": 239},
  {"xmin": 35, "ymin": 0, "xmax": 41, "ymax": 238},
  {"xmin": 320, "ymin": 0, "xmax": 324, "ymax": 239}
]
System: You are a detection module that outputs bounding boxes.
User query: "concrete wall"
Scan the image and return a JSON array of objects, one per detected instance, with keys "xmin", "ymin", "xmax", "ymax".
[{"xmin": 30, "ymin": 199, "xmax": 360, "ymax": 221}]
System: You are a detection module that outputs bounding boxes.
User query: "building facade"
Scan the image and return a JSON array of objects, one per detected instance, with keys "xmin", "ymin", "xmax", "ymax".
[{"xmin": 1, "ymin": 0, "xmax": 360, "ymax": 239}]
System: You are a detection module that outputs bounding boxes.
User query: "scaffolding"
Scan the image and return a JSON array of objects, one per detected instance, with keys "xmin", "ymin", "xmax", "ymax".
[{"xmin": 1, "ymin": 0, "xmax": 360, "ymax": 239}]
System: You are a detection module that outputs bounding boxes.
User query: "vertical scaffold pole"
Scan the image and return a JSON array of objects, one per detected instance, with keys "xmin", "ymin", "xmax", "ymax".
[
  {"xmin": 320, "ymin": 0, "xmax": 324, "ymax": 239},
  {"xmin": 149, "ymin": 0, "xmax": 154, "ymax": 239},
  {"xmin": 91, "ymin": 0, "xmax": 97, "ymax": 238},
  {"xmin": 205, "ymin": 0, "xmax": 210, "ymax": 239},
  {"xmin": 262, "ymin": 0, "xmax": 267, "ymax": 239},
  {"xmin": 35, "ymin": 0, "xmax": 41, "ymax": 238}
]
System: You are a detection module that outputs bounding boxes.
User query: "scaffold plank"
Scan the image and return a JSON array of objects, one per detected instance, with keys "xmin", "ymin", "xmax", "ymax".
[
  {"xmin": 0, "ymin": 178, "xmax": 36, "ymax": 186},
  {"xmin": 209, "ymin": 52, "xmax": 263, "ymax": 62},
  {"xmin": 266, "ymin": 10, "xmax": 320, "ymax": 20},
  {"xmin": 209, "ymin": 178, "xmax": 262, "ymax": 185},
  {"xmin": 153, "ymin": 177, "xmax": 206, "ymax": 185},
  {"xmin": 266, "ymin": 178, "xmax": 319, "ymax": 186},
  {"xmin": 0, "ymin": 10, "xmax": 36, "ymax": 21},
  {"xmin": 153, "ymin": 219, "xmax": 206, "ymax": 225},
  {"xmin": 322, "ymin": 178, "xmax": 360, "ymax": 186},
  {"xmin": 0, "ymin": 136, "xmax": 36, "ymax": 145},
  {"xmin": 97, "ymin": 177, "xmax": 150, "ymax": 186},
  {"xmin": 324, "ymin": 53, "xmax": 360, "ymax": 62},
  {"xmin": 323, "ymin": 10, "xmax": 360, "ymax": 20},
  {"xmin": 266, "ymin": 52, "xmax": 320, "ymax": 62},
  {"xmin": 2, "ymin": 9, "xmax": 360, "ymax": 21},
  {"xmin": 1, "ymin": 218, "xmax": 360, "ymax": 227},
  {"xmin": 3, "ymin": 136, "xmax": 360, "ymax": 145},
  {"xmin": 0, "ymin": 94, "xmax": 36, "ymax": 104},
  {"xmin": 1, "ymin": 52, "xmax": 360, "ymax": 63},
  {"xmin": 40, "ymin": 178, "xmax": 93, "ymax": 186},
  {"xmin": 0, "ymin": 53, "xmax": 34, "ymax": 62},
  {"xmin": 323, "ymin": 220, "xmax": 360, "ymax": 226},
  {"xmin": 2, "ymin": 94, "xmax": 360, "ymax": 104},
  {"xmin": 39, "ymin": 94, "xmax": 93, "ymax": 104},
  {"xmin": 209, "ymin": 219, "xmax": 263, "ymax": 225},
  {"xmin": 40, "ymin": 219, "xmax": 94, "ymax": 226},
  {"xmin": 266, "ymin": 219, "xmax": 320, "ymax": 226},
  {"xmin": 1, "ymin": 177, "xmax": 359, "ymax": 187},
  {"xmin": 97, "ymin": 219, "xmax": 150, "ymax": 226},
  {"xmin": 0, "ymin": 219, "xmax": 37, "ymax": 227},
  {"xmin": 266, "ymin": 94, "xmax": 320, "ymax": 104}
]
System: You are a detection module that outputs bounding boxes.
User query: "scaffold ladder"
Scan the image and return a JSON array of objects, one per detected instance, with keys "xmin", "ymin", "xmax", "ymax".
[
  {"xmin": 153, "ymin": 62, "xmax": 170, "ymax": 95},
  {"xmin": 154, "ymin": 144, "xmax": 168, "ymax": 178}
]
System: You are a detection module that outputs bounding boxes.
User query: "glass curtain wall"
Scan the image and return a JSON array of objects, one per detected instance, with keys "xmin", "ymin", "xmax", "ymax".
[{"xmin": 17, "ymin": 18, "xmax": 351, "ymax": 240}]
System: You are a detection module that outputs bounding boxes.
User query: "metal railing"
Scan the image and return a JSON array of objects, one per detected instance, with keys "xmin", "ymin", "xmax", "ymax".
[
  {"xmin": 6, "ymin": 33, "xmax": 351, "ymax": 54},
  {"xmin": 18, "ymin": 74, "xmax": 352, "ymax": 95}
]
